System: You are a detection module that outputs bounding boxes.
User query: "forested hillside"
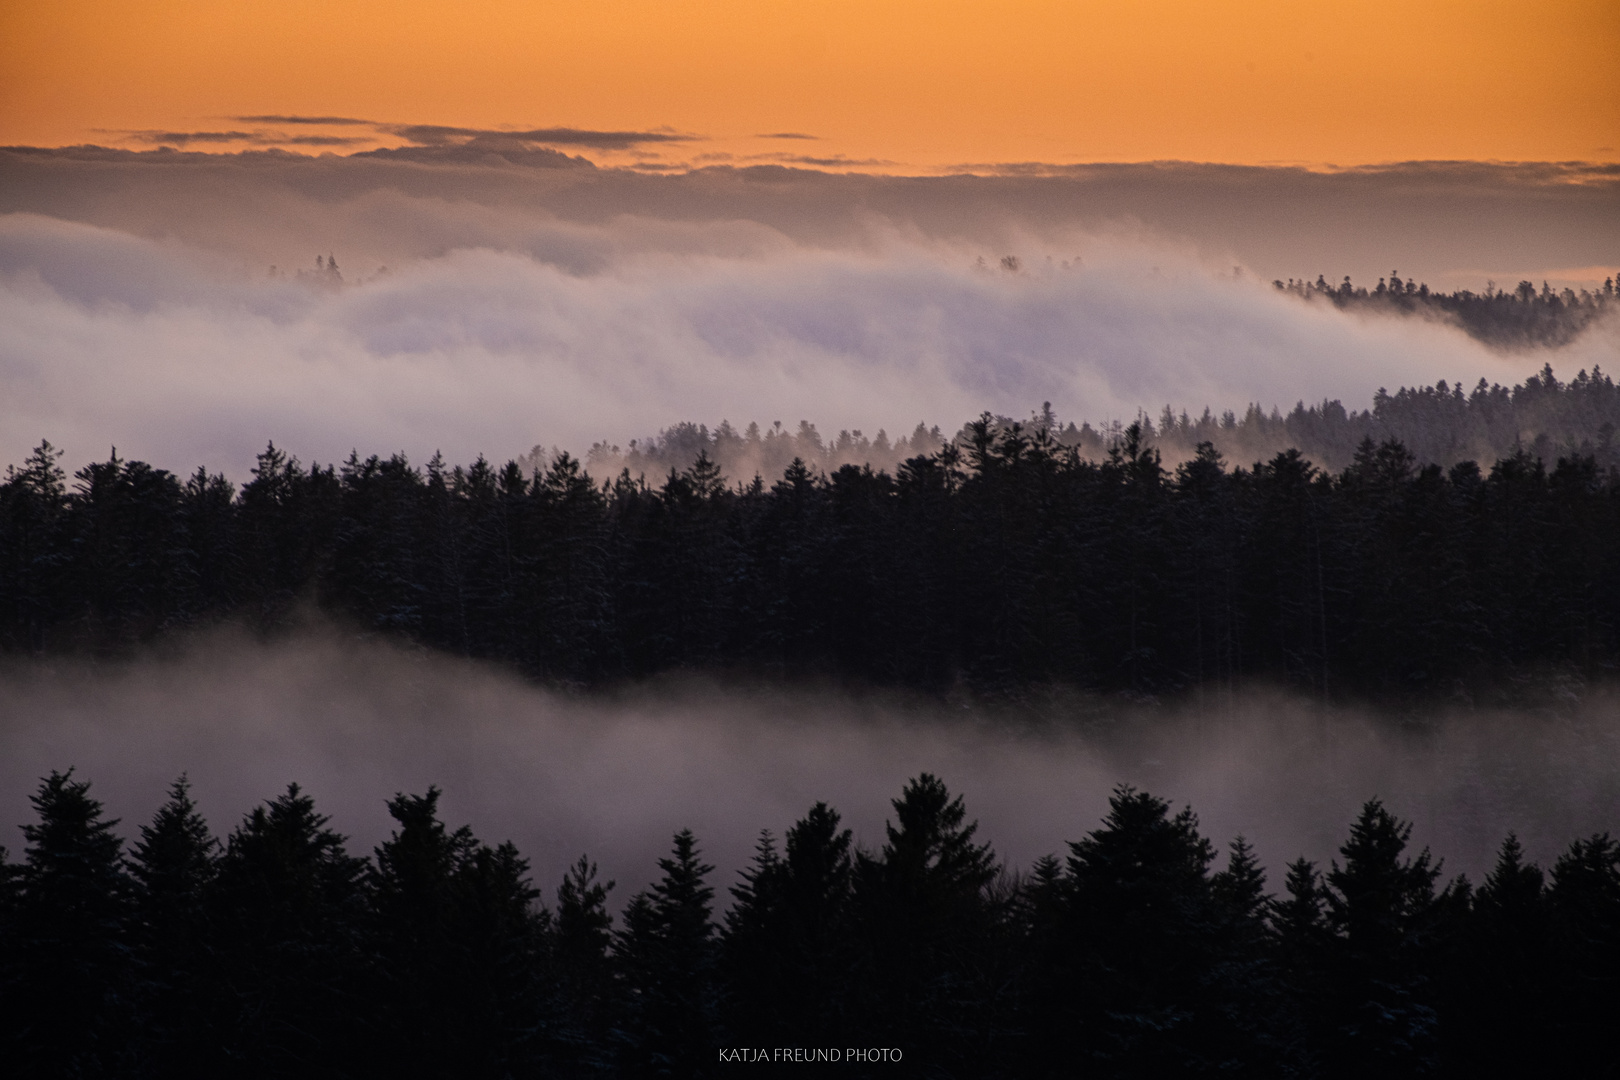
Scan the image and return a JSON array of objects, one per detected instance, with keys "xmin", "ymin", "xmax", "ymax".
[
  {"xmin": 3, "ymin": 769, "xmax": 1617, "ymax": 1076},
  {"xmin": 1274, "ymin": 272, "xmax": 1616, "ymax": 350},
  {"xmin": 587, "ymin": 362, "xmax": 1620, "ymax": 481},
  {"xmin": 4, "ymin": 387, "xmax": 1617, "ymax": 701}
]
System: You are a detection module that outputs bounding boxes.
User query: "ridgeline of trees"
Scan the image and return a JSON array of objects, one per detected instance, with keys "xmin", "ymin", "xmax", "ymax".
[
  {"xmin": 587, "ymin": 363, "xmax": 1620, "ymax": 482},
  {"xmin": 1274, "ymin": 271, "xmax": 1616, "ymax": 350},
  {"xmin": 3, "ymin": 769, "xmax": 1617, "ymax": 1076},
  {"xmin": 4, "ymin": 384, "xmax": 1620, "ymax": 702}
]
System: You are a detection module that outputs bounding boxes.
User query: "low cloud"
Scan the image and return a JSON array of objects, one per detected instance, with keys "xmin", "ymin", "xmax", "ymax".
[
  {"xmin": 0, "ymin": 148, "xmax": 1616, "ymax": 478},
  {"xmin": 0, "ymin": 629, "xmax": 1614, "ymax": 901},
  {"xmin": 4, "ymin": 208, "xmax": 1587, "ymax": 481}
]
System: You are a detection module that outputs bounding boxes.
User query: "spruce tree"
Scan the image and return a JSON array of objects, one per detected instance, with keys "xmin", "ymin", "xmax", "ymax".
[
  {"xmin": 204, "ymin": 783, "xmax": 369, "ymax": 1076},
  {"xmin": 1030, "ymin": 787, "xmax": 1276, "ymax": 1076},
  {"xmin": 1317, "ymin": 800, "xmax": 1449, "ymax": 1079},
  {"xmin": 1441, "ymin": 834, "xmax": 1551, "ymax": 1074},
  {"xmin": 128, "ymin": 774, "xmax": 218, "ymax": 1076},
  {"xmin": 6, "ymin": 770, "xmax": 135, "ymax": 1077},
  {"xmin": 369, "ymin": 787, "xmax": 549, "ymax": 1078},
  {"xmin": 1546, "ymin": 833, "xmax": 1620, "ymax": 1074},
  {"xmin": 723, "ymin": 802, "xmax": 855, "ymax": 1044},
  {"xmin": 612, "ymin": 829, "xmax": 719, "ymax": 1078},
  {"xmin": 553, "ymin": 855, "xmax": 616, "ymax": 1073},
  {"xmin": 851, "ymin": 774, "xmax": 1004, "ymax": 1073}
]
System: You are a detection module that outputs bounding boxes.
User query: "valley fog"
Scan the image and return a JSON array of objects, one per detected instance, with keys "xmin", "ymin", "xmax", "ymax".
[{"xmin": 2, "ymin": 627, "xmax": 1615, "ymax": 902}]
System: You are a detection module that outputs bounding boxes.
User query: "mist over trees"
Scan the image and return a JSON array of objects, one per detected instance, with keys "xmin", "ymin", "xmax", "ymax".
[
  {"xmin": 1274, "ymin": 271, "xmax": 1616, "ymax": 350},
  {"xmin": 2, "ymin": 769, "xmax": 1616, "ymax": 1076},
  {"xmin": 3, "ymin": 366, "xmax": 1619, "ymax": 702},
  {"xmin": 587, "ymin": 362, "xmax": 1620, "ymax": 481}
]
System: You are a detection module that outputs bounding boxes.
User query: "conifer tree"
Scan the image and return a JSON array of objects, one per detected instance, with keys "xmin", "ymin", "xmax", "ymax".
[
  {"xmin": 1545, "ymin": 832, "xmax": 1620, "ymax": 1074},
  {"xmin": 205, "ymin": 783, "xmax": 369, "ymax": 1075},
  {"xmin": 612, "ymin": 829, "xmax": 719, "ymax": 1078},
  {"xmin": 1441, "ymin": 834, "xmax": 1551, "ymax": 1073},
  {"xmin": 553, "ymin": 855, "xmax": 616, "ymax": 1073},
  {"xmin": 1317, "ymin": 800, "xmax": 1449, "ymax": 1079},
  {"xmin": 128, "ymin": 774, "xmax": 217, "ymax": 1076},
  {"xmin": 369, "ymin": 787, "xmax": 549, "ymax": 1077},
  {"xmin": 6, "ymin": 770, "xmax": 135, "ymax": 1077},
  {"xmin": 723, "ymin": 802, "xmax": 855, "ymax": 1043},
  {"xmin": 852, "ymin": 774, "xmax": 1004, "ymax": 1072}
]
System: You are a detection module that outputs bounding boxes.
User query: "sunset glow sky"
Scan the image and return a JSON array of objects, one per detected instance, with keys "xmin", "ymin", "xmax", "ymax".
[{"xmin": 4, "ymin": 0, "xmax": 1616, "ymax": 169}]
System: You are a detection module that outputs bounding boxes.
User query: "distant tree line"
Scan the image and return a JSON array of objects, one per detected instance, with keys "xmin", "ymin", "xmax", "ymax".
[
  {"xmin": 3, "ymin": 769, "xmax": 1616, "ymax": 1077},
  {"xmin": 587, "ymin": 363, "xmax": 1620, "ymax": 481},
  {"xmin": 3, "ymin": 398, "xmax": 1618, "ymax": 701},
  {"xmin": 1274, "ymin": 271, "xmax": 1616, "ymax": 350}
]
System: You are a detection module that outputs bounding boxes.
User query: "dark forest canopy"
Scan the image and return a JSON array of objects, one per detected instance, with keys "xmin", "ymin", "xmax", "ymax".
[
  {"xmin": 1274, "ymin": 271, "xmax": 1616, "ymax": 350},
  {"xmin": 2, "ymin": 769, "xmax": 1617, "ymax": 1077},
  {"xmin": 4, "ymin": 377, "xmax": 1618, "ymax": 703}
]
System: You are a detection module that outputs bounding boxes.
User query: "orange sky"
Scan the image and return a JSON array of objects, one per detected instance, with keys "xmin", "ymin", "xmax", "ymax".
[{"xmin": 2, "ymin": 0, "xmax": 1616, "ymax": 170}]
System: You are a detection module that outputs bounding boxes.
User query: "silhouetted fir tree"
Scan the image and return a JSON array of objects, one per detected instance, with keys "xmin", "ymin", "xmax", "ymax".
[
  {"xmin": 1208, "ymin": 836, "xmax": 1292, "ymax": 1069},
  {"xmin": 529, "ymin": 451, "xmax": 615, "ymax": 682},
  {"xmin": 3, "ymin": 770, "xmax": 136, "ymax": 1077},
  {"xmin": 235, "ymin": 442, "xmax": 340, "ymax": 618},
  {"xmin": 0, "ymin": 440, "xmax": 71, "ymax": 651},
  {"xmin": 850, "ymin": 774, "xmax": 1008, "ymax": 1074},
  {"xmin": 750, "ymin": 457, "xmax": 832, "ymax": 674},
  {"xmin": 181, "ymin": 466, "xmax": 240, "ymax": 613},
  {"xmin": 451, "ymin": 838, "xmax": 551, "ymax": 1073},
  {"xmin": 1245, "ymin": 448, "xmax": 1333, "ymax": 694},
  {"xmin": 128, "ymin": 774, "xmax": 218, "ymax": 1077},
  {"xmin": 369, "ymin": 786, "xmax": 528, "ymax": 1077},
  {"xmin": 612, "ymin": 829, "xmax": 720, "ymax": 1078},
  {"xmin": 1544, "ymin": 832, "xmax": 1620, "ymax": 1074},
  {"xmin": 203, "ymin": 784, "xmax": 369, "ymax": 1077},
  {"xmin": 1271, "ymin": 856, "xmax": 1332, "ymax": 1073},
  {"xmin": 66, "ymin": 452, "xmax": 199, "ymax": 646},
  {"xmin": 722, "ymin": 803, "xmax": 856, "ymax": 1045},
  {"xmin": 1315, "ymin": 801, "xmax": 1451, "ymax": 1079},
  {"xmin": 1172, "ymin": 442, "xmax": 1243, "ymax": 695},
  {"xmin": 1439, "ymin": 834, "xmax": 1552, "ymax": 1076},
  {"xmin": 329, "ymin": 452, "xmax": 429, "ymax": 634},
  {"xmin": 552, "ymin": 855, "xmax": 617, "ymax": 1074},
  {"xmin": 1027, "ymin": 787, "xmax": 1279, "ymax": 1077},
  {"xmin": 822, "ymin": 464, "xmax": 901, "ymax": 680}
]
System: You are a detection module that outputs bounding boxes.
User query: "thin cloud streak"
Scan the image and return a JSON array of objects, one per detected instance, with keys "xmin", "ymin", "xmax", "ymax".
[
  {"xmin": 380, "ymin": 124, "xmax": 697, "ymax": 150},
  {"xmin": 231, "ymin": 114, "xmax": 375, "ymax": 126}
]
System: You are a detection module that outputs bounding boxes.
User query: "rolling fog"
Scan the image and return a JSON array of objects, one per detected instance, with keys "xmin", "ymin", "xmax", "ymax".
[
  {"xmin": 4, "ymin": 151, "xmax": 1617, "ymax": 480},
  {"xmin": 2, "ymin": 628, "xmax": 1615, "ymax": 904},
  {"xmin": 3, "ymin": 150, "xmax": 1617, "ymax": 906}
]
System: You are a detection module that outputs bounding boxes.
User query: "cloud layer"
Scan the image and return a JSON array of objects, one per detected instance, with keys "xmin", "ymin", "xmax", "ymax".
[
  {"xmin": 1, "ymin": 150, "xmax": 1616, "ymax": 478},
  {"xmin": 2, "ymin": 629, "xmax": 1614, "ymax": 902},
  {"xmin": 4, "ymin": 211, "xmax": 1598, "ymax": 480}
]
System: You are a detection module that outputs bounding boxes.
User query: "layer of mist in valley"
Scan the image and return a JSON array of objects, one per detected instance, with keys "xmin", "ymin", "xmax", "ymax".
[
  {"xmin": 3, "ymin": 627, "xmax": 1615, "ymax": 905},
  {"xmin": 3, "ymin": 150, "xmax": 1616, "ymax": 481}
]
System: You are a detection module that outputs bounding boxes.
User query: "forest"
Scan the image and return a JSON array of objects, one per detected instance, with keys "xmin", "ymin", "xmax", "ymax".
[
  {"xmin": 2, "ymin": 767, "xmax": 1617, "ymax": 1077},
  {"xmin": 583, "ymin": 361, "xmax": 1620, "ymax": 481},
  {"xmin": 3, "ymin": 366, "xmax": 1618, "ymax": 702},
  {"xmin": 1272, "ymin": 272, "xmax": 1616, "ymax": 350}
]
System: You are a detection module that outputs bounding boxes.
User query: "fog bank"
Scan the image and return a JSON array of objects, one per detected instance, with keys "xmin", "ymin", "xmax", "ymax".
[
  {"xmin": 4, "ymin": 210, "xmax": 1580, "ymax": 482},
  {"xmin": 2, "ymin": 629, "xmax": 1615, "ymax": 902}
]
